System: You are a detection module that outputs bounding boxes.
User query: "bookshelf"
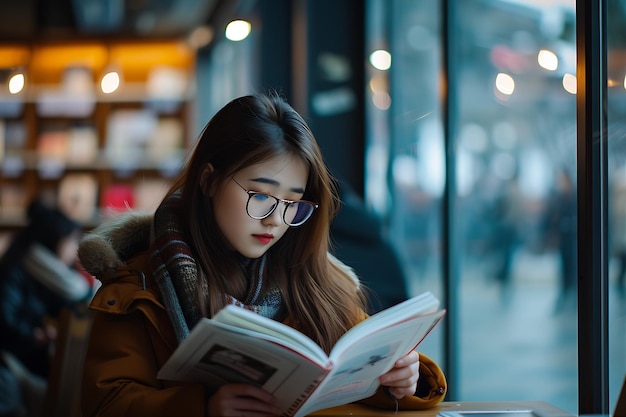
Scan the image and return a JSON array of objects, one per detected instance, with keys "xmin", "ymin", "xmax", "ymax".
[{"xmin": 0, "ymin": 40, "xmax": 196, "ymax": 235}]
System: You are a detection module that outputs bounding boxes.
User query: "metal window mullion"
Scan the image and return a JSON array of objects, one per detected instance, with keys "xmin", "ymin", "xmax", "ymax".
[
  {"xmin": 442, "ymin": 0, "xmax": 459, "ymax": 401},
  {"xmin": 576, "ymin": 0, "xmax": 609, "ymax": 414}
]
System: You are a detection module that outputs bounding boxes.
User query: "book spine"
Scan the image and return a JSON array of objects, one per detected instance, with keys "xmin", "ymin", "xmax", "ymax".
[{"xmin": 284, "ymin": 372, "xmax": 327, "ymax": 417}]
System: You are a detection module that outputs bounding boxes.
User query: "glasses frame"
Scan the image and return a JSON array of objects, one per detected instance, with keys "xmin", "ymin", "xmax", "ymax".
[{"xmin": 231, "ymin": 177, "xmax": 318, "ymax": 226}]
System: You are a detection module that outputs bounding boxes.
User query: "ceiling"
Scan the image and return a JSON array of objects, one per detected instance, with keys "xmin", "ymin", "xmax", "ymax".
[{"xmin": 0, "ymin": 0, "xmax": 225, "ymax": 41}]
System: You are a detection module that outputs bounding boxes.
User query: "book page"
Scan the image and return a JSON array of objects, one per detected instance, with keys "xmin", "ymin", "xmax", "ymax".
[
  {"xmin": 331, "ymin": 291, "xmax": 440, "ymax": 355},
  {"xmin": 213, "ymin": 305, "xmax": 329, "ymax": 364}
]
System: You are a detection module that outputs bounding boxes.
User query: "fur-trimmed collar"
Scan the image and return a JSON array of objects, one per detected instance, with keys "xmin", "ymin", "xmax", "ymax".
[{"xmin": 78, "ymin": 211, "xmax": 153, "ymax": 281}]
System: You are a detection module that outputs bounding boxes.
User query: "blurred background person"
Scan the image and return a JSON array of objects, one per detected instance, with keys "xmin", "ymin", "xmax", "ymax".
[
  {"xmin": 330, "ymin": 178, "xmax": 410, "ymax": 314},
  {"xmin": 0, "ymin": 199, "xmax": 92, "ymax": 417},
  {"xmin": 543, "ymin": 168, "xmax": 577, "ymax": 313},
  {"xmin": 609, "ymin": 166, "xmax": 626, "ymax": 297},
  {"xmin": 611, "ymin": 167, "xmax": 626, "ymax": 297},
  {"xmin": 485, "ymin": 175, "xmax": 523, "ymax": 303}
]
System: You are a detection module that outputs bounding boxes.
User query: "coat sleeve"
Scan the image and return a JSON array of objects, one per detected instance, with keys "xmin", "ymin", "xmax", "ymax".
[
  {"xmin": 356, "ymin": 352, "xmax": 447, "ymax": 410},
  {"xmin": 81, "ymin": 310, "xmax": 207, "ymax": 417}
]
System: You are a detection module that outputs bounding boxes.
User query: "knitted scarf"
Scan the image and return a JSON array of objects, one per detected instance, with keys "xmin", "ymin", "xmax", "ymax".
[{"xmin": 149, "ymin": 193, "xmax": 283, "ymax": 344}]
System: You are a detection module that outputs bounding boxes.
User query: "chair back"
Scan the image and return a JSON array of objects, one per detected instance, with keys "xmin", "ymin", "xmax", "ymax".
[{"xmin": 44, "ymin": 305, "xmax": 93, "ymax": 417}]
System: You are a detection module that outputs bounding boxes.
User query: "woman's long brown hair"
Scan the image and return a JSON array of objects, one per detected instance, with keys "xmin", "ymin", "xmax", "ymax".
[{"xmin": 167, "ymin": 92, "xmax": 367, "ymax": 353}]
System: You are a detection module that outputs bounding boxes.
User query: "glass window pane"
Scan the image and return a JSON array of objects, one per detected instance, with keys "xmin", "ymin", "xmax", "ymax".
[
  {"xmin": 367, "ymin": 0, "xmax": 579, "ymax": 413},
  {"xmin": 456, "ymin": 2, "xmax": 577, "ymax": 413},
  {"xmin": 365, "ymin": 0, "xmax": 445, "ymax": 365},
  {"xmin": 607, "ymin": 0, "xmax": 626, "ymax": 410}
]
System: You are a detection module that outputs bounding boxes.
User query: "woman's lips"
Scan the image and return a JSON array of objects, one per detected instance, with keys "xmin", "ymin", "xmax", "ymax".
[{"xmin": 253, "ymin": 234, "xmax": 274, "ymax": 244}]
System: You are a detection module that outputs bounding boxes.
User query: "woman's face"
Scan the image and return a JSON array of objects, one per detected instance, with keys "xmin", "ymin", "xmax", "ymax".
[{"xmin": 210, "ymin": 154, "xmax": 309, "ymax": 259}]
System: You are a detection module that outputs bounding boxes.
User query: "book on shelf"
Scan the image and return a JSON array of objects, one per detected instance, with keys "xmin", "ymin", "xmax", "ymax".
[
  {"xmin": 147, "ymin": 117, "xmax": 184, "ymax": 165},
  {"xmin": 4, "ymin": 120, "xmax": 27, "ymax": 148},
  {"xmin": 67, "ymin": 125, "xmax": 98, "ymax": 165},
  {"xmin": 37, "ymin": 129, "xmax": 69, "ymax": 162},
  {"xmin": 105, "ymin": 109, "xmax": 157, "ymax": 169},
  {"xmin": 101, "ymin": 183, "xmax": 135, "ymax": 213},
  {"xmin": 2, "ymin": 121, "xmax": 28, "ymax": 177},
  {"xmin": 0, "ymin": 183, "xmax": 28, "ymax": 221},
  {"xmin": 157, "ymin": 290, "xmax": 446, "ymax": 417},
  {"xmin": 36, "ymin": 67, "xmax": 96, "ymax": 118}
]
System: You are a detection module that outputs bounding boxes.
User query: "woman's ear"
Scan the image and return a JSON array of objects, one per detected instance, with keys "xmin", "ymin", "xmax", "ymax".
[{"xmin": 199, "ymin": 163, "xmax": 215, "ymax": 196}]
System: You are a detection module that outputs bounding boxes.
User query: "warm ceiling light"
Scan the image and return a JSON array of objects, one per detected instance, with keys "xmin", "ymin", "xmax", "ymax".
[
  {"xmin": 563, "ymin": 73, "xmax": 576, "ymax": 94},
  {"xmin": 538, "ymin": 49, "xmax": 558, "ymax": 71},
  {"xmin": 8, "ymin": 72, "xmax": 25, "ymax": 94},
  {"xmin": 495, "ymin": 73, "xmax": 515, "ymax": 95},
  {"xmin": 369, "ymin": 50, "xmax": 392, "ymax": 71},
  {"xmin": 101, "ymin": 71, "xmax": 120, "ymax": 94},
  {"xmin": 225, "ymin": 20, "xmax": 251, "ymax": 41}
]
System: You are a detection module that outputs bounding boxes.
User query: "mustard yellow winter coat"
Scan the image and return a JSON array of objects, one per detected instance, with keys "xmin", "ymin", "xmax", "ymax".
[{"xmin": 79, "ymin": 214, "xmax": 447, "ymax": 417}]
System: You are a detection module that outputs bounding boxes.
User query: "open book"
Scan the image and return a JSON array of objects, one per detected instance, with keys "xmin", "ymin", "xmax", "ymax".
[{"xmin": 157, "ymin": 291, "xmax": 446, "ymax": 417}]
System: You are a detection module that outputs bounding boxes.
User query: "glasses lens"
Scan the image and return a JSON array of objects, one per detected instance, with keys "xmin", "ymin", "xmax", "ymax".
[
  {"xmin": 247, "ymin": 193, "xmax": 278, "ymax": 219},
  {"xmin": 284, "ymin": 202, "xmax": 314, "ymax": 226}
]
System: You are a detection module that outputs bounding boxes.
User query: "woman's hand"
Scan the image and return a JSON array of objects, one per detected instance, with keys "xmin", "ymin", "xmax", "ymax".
[
  {"xmin": 379, "ymin": 350, "xmax": 420, "ymax": 399},
  {"xmin": 207, "ymin": 383, "xmax": 283, "ymax": 416}
]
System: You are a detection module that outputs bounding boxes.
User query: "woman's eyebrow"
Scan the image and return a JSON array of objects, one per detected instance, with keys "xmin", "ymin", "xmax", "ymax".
[{"xmin": 250, "ymin": 177, "xmax": 305, "ymax": 194}]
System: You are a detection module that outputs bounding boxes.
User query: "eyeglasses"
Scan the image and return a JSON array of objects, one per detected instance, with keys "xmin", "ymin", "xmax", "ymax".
[{"xmin": 231, "ymin": 178, "xmax": 318, "ymax": 226}]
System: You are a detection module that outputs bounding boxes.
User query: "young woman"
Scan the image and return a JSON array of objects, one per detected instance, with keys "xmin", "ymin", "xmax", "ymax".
[{"xmin": 79, "ymin": 93, "xmax": 447, "ymax": 416}]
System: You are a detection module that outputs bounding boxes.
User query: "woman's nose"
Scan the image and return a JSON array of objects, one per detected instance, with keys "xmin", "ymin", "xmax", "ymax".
[{"xmin": 262, "ymin": 205, "xmax": 284, "ymax": 226}]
